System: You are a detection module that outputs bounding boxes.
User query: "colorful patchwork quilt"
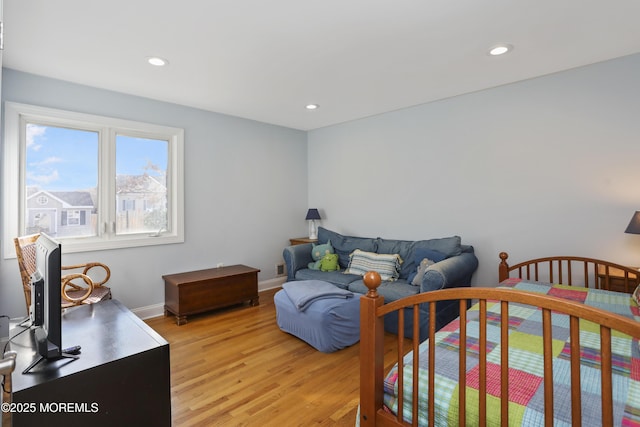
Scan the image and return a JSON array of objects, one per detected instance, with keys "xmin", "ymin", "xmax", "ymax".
[{"xmin": 383, "ymin": 279, "xmax": 640, "ymax": 426}]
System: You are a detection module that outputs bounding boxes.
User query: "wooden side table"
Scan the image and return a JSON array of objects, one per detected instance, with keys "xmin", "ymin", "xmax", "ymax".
[
  {"xmin": 596, "ymin": 265, "xmax": 639, "ymax": 293},
  {"xmin": 163, "ymin": 265, "xmax": 260, "ymax": 325},
  {"xmin": 289, "ymin": 237, "xmax": 317, "ymax": 246}
]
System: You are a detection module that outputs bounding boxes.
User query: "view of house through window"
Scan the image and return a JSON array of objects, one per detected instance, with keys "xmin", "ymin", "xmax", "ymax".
[
  {"xmin": 26, "ymin": 124, "xmax": 99, "ymax": 238},
  {"xmin": 115, "ymin": 135, "xmax": 169, "ymax": 235}
]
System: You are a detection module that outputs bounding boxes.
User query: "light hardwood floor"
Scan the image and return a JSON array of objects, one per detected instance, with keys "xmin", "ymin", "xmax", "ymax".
[{"xmin": 145, "ymin": 287, "xmax": 403, "ymax": 427}]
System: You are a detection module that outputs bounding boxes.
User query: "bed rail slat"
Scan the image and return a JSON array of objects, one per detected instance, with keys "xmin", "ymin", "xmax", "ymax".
[
  {"xmin": 412, "ymin": 305, "xmax": 419, "ymax": 427},
  {"xmin": 428, "ymin": 301, "xmax": 436, "ymax": 426},
  {"xmin": 600, "ymin": 326, "xmax": 613, "ymax": 426},
  {"xmin": 542, "ymin": 308, "xmax": 553, "ymax": 426},
  {"xmin": 396, "ymin": 308, "xmax": 404, "ymax": 424},
  {"xmin": 569, "ymin": 315, "xmax": 581, "ymax": 426},
  {"xmin": 479, "ymin": 299, "xmax": 487, "ymax": 427},
  {"xmin": 459, "ymin": 300, "xmax": 468, "ymax": 426},
  {"xmin": 500, "ymin": 301, "xmax": 509, "ymax": 425},
  {"xmin": 586, "ymin": 263, "xmax": 591, "ymax": 288}
]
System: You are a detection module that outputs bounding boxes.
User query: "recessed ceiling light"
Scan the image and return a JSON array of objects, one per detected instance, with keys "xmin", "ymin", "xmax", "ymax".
[
  {"xmin": 305, "ymin": 104, "xmax": 319, "ymax": 110},
  {"xmin": 147, "ymin": 56, "xmax": 169, "ymax": 67},
  {"xmin": 488, "ymin": 44, "xmax": 513, "ymax": 56}
]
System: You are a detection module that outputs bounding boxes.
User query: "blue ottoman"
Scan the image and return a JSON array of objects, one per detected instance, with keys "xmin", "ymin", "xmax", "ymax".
[{"xmin": 274, "ymin": 280, "xmax": 362, "ymax": 353}]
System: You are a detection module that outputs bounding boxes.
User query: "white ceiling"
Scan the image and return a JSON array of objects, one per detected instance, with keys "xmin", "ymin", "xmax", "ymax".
[{"xmin": 3, "ymin": 0, "xmax": 640, "ymax": 131}]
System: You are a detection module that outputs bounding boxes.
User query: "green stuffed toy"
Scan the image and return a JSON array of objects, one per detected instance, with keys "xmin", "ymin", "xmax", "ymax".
[
  {"xmin": 308, "ymin": 240, "xmax": 334, "ymax": 270},
  {"xmin": 319, "ymin": 253, "xmax": 340, "ymax": 272}
]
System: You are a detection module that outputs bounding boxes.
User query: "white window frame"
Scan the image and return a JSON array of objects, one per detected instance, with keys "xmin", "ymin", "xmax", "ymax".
[{"xmin": 3, "ymin": 102, "xmax": 185, "ymax": 258}]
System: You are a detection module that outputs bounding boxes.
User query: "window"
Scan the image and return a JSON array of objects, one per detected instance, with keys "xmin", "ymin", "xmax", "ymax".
[
  {"xmin": 64, "ymin": 210, "xmax": 82, "ymax": 226},
  {"xmin": 3, "ymin": 102, "xmax": 184, "ymax": 257},
  {"xmin": 121, "ymin": 199, "xmax": 136, "ymax": 212}
]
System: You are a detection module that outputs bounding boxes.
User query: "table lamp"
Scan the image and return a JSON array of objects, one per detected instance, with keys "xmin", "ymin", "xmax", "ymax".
[
  {"xmin": 305, "ymin": 209, "xmax": 321, "ymax": 240},
  {"xmin": 625, "ymin": 211, "xmax": 640, "ymax": 235}
]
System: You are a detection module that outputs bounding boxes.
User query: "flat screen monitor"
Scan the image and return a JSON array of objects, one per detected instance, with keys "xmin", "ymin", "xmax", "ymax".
[{"xmin": 22, "ymin": 233, "xmax": 77, "ymax": 373}]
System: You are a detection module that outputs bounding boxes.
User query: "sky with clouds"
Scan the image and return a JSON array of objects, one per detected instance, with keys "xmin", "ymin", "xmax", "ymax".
[{"xmin": 26, "ymin": 124, "xmax": 168, "ymax": 191}]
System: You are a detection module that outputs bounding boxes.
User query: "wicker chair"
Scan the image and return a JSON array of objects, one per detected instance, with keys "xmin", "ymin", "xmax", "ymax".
[{"xmin": 14, "ymin": 233, "xmax": 112, "ymax": 314}]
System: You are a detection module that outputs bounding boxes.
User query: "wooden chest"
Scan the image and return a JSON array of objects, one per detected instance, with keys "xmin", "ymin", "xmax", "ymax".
[{"xmin": 163, "ymin": 264, "xmax": 260, "ymax": 325}]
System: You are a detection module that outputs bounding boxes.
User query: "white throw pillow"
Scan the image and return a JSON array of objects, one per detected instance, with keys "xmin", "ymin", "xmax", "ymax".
[{"xmin": 344, "ymin": 249, "xmax": 402, "ymax": 281}]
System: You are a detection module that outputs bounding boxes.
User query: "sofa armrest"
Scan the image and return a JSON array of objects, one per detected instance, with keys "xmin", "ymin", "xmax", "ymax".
[
  {"xmin": 283, "ymin": 244, "xmax": 314, "ymax": 281},
  {"xmin": 420, "ymin": 251, "xmax": 479, "ymax": 293}
]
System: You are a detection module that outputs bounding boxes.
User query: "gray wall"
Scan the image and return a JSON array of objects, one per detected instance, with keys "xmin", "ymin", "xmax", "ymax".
[
  {"xmin": 0, "ymin": 69, "xmax": 308, "ymax": 318},
  {"xmin": 3, "ymin": 52, "xmax": 640, "ymax": 317},
  {"xmin": 308, "ymin": 53, "xmax": 640, "ymax": 285}
]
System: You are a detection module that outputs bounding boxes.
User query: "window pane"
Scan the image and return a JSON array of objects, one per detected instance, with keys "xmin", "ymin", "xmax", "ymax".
[
  {"xmin": 115, "ymin": 135, "xmax": 169, "ymax": 235},
  {"xmin": 25, "ymin": 124, "xmax": 99, "ymax": 238}
]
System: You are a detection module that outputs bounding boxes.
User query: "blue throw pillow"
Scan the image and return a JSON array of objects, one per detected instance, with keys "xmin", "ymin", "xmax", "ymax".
[
  {"xmin": 317, "ymin": 227, "xmax": 377, "ymax": 269},
  {"xmin": 399, "ymin": 236, "xmax": 461, "ymax": 279},
  {"xmin": 407, "ymin": 248, "xmax": 446, "ymax": 283}
]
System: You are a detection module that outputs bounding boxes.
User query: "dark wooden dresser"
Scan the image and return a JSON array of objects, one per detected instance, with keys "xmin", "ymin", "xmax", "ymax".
[{"xmin": 9, "ymin": 299, "xmax": 171, "ymax": 427}]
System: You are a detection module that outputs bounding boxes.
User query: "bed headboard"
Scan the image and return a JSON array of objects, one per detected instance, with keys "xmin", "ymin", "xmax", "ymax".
[{"xmin": 498, "ymin": 252, "xmax": 640, "ymax": 293}]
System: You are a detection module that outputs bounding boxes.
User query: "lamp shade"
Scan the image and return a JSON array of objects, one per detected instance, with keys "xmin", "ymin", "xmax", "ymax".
[
  {"xmin": 305, "ymin": 209, "xmax": 321, "ymax": 221},
  {"xmin": 625, "ymin": 211, "xmax": 640, "ymax": 234}
]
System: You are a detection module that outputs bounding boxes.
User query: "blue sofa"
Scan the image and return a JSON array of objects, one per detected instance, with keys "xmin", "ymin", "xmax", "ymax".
[{"xmin": 282, "ymin": 227, "xmax": 479, "ymax": 341}]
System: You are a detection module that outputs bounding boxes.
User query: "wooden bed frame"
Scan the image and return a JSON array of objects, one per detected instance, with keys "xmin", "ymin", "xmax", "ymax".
[
  {"xmin": 498, "ymin": 252, "xmax": 640, "ymax": 293},
  {"xmin": 359, "ymin": 253, "xmax": 640, "ymax": 426}
]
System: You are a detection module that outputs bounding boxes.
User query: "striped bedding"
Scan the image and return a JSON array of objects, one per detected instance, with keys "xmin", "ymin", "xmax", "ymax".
[{"xmin": 383, "ymin": 279, "xmax": 640, "ymax": 426}]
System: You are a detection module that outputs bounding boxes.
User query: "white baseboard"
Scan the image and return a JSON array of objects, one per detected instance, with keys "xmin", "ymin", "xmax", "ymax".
[
  {"xmin": 132, "ymin": 276, "xmax": 287, "ymax": 320},
  {"xmin": 259, "ymin": 276, "xmax": 287, "ymax": 291},
  {"xmin": 132, "ymin": 303, "xmax": 165, "ymax": 320}
]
